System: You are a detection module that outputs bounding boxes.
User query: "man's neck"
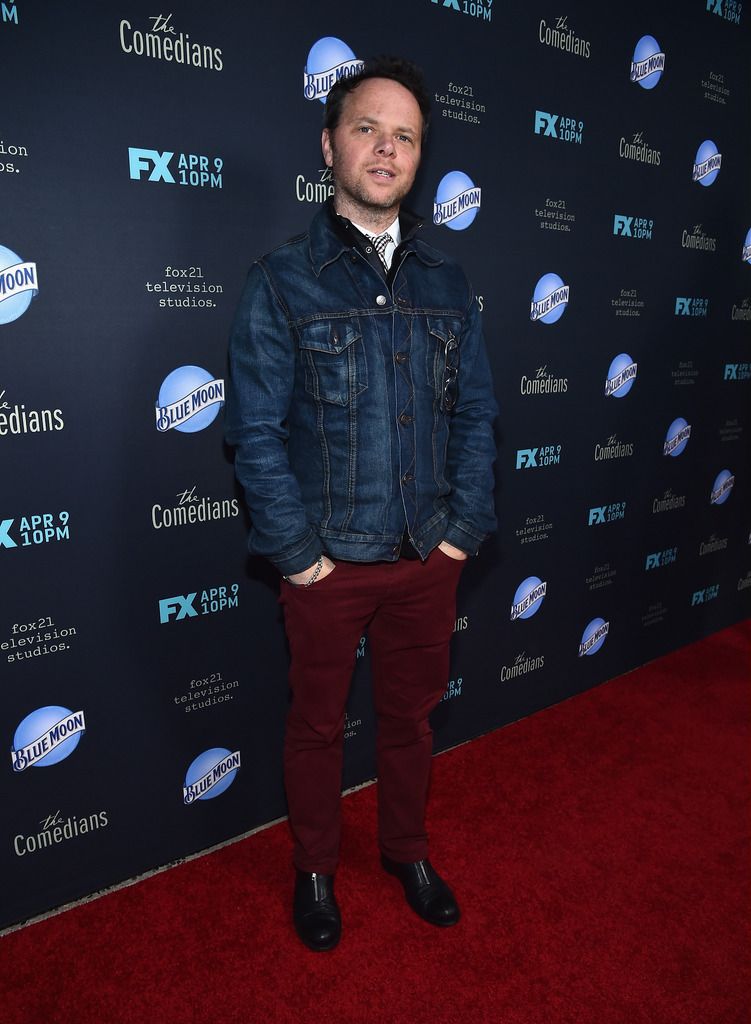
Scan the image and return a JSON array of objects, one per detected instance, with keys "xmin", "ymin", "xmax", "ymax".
[{"xmin": 332, "ymin": 195, "xmax": 400, "ymax": 234}]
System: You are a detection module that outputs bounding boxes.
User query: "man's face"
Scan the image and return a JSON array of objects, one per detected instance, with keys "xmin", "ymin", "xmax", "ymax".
[{"xmin": 322, "ymin": 77, "xmax": 423, "ymax": 226}]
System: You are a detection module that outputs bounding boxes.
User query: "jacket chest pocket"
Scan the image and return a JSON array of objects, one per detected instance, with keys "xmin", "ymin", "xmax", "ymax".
[
  {"xmin": 299, "ymin": 319, "xmax": 367, "ymax": 406},
  {"xmin": 426, "ymin": 317, "xmax": 461, "ymax": 413}
]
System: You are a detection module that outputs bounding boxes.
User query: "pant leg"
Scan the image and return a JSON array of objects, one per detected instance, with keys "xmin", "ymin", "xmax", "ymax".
[
  {"xmin": 279, "ymin": 563, "xmax": 378, "ymax": 874},
  {"xmin": 367, "ymin": 548, "xmax": 464, "ymax": 863}
]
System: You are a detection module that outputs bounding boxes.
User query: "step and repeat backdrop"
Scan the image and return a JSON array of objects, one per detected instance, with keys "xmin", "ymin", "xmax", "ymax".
[{"xmin": 2, "ymin": 0, "xmax": 750, "ymax": 928}]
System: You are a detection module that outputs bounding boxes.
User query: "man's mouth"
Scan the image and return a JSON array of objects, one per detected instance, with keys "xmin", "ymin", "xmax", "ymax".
[{"xmin": 370, "ymin": 168, "xmax": 395, "ymax": 179}]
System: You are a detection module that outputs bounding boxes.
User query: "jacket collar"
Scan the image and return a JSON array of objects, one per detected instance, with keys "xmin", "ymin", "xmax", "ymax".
[{"xmin": 308, "ymin": 198, "xmax": 444, "ymax": 277}]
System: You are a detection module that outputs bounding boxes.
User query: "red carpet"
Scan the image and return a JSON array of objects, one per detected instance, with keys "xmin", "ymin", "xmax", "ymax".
[{"xmin": 1, "ymin": 623, "xmax": 749, "ymax": 1024}]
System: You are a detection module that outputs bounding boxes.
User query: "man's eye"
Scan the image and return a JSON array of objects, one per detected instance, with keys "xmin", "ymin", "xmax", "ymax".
[
  {"xmin": 398, "ymin": 135, "xmax": 413, "ymax": 144},
  {"xmin": 358, "ymin": 125, "xmax": 373, "ymax": 133}
]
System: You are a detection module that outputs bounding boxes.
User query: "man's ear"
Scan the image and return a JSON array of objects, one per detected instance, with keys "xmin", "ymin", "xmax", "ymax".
[{"xmin": 321, "ymin": 129, "xmax": 333, "ymax": 169}]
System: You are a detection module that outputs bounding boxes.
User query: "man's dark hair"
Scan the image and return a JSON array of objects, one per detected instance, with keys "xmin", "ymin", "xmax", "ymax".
[{"xmin": 324, "ymin": 56, "xmax": 431, "ymax": 142}]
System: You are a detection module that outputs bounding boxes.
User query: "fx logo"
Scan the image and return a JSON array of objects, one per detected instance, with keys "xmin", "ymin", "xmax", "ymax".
[
  {"xmin": 588, "ymin": 506, "xmax": 606, "ymax": 526},
  {"xmin": 645, "ymin": 549, "xmax": 677, "ymax": 570},
  {"xmin": 159, "ymin": 593, "xmax": 197, "ymax": 623},
  {"xmin": 0, "ymin": 518, "xmax": 16, "ymax": 548},
  {"xmin": 724, "ymin": 364, "xmax": 738, "ymax": 380},
  {"xmin": 613, "ymin": 215, "xmax": 633, "ymax": 236},
  {"xmin": 129, "ymin": 148, "xmax": 175, "ymax": 183},
  {"xmin": 706, "ymin": 0, "xmax": 723, "ymax": 11},
  {"xmin": 516, "ymin": 448, "xmax": 538, "ymax": 469},
  {"xmin": 534, "ymin": 111, "xmax": 558, "ymax": 137},
  {"xmin": 646, "ymin": 547, "xmax": 677, "ymax": 570},
  {"xmin": 432, "ymin": 0, "xmax": 460, "ymax": 7},
  {"xmin": 675, "ymin": 297, "xmax": 691, "ymax": 315}
]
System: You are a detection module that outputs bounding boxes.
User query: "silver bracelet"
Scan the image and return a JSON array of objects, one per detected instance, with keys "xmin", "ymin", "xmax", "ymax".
[
  {"xmin": 304, "ymin": 555, "xmax": 325, "ymax": 587},
  {"xmin": 284, "ymin": 554, "xmax": 325, "ymax": 587}
]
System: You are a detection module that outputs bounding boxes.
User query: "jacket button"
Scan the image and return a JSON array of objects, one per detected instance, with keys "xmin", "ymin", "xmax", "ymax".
[
  {"xmin": 397, "ymin": 296, "xmax": 408, "ymax": 305},
  {"xmin": 398, "ymin": 413, "xmax": 413, "ymax": 426},
  {"xmin": 395, "ymin": 352, "xmax": 408, "ymax": 364},
  {"xmin": 376, "ymin": 295, "xmax": 387, "ymax": 306},
  {"xmin": 402, "ymin": 472, "xmax": 414, "ymax": 483},
  {"xmin": 392, "ymin": 545, "xmax": 400, "ymax": 556}
]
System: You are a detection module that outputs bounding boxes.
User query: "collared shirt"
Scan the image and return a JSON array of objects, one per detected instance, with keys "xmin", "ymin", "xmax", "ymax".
[
  {"xmin": 327, "ymin": 204, "xmax": 412, "ymax": 283},
  {"xmin": 350, "ymin": 214, "xmax": 401, "ymax": 270}
]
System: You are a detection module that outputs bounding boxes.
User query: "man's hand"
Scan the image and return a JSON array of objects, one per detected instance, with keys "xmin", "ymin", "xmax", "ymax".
[
  {"xmin": 438, "ymin": 540, "xmax": 468, "ymax": 561},
  {"xmin": 286, "ymin": 555, "xmax": 337, "ymax": 587}
]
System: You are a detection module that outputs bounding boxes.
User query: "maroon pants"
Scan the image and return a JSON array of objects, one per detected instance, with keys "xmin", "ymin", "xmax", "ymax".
[{"xmin": 279, "ymin": 548, "xmax": 464, "ymax": 874}]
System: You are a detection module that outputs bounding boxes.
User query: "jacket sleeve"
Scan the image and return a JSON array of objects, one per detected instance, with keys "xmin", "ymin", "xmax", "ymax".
[
  {"xmin": 442, "ymin": 291, "xmax": 499, "ymax": 555},
  {"xmin": 224, "ymin": 261, "xmax": 323, "ymax": 576}
]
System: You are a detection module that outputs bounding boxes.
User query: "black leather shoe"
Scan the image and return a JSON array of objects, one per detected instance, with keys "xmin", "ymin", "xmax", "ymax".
[
  {"xmin": 293, "ymin": 870, "xmax": 341, "ymax": 951},
  {"xmin": 381, "ymin": 855, "xmax": 460, "ymax": 927}
]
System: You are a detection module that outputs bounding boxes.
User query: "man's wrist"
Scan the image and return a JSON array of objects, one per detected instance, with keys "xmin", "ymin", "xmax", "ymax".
[
  {"xmin": 284, "ymin": 555, "xmax": 323, "ymax": 587},
  {"xmin": 284, "ymin": 554, "xmax": 335, "ymax": 587},
  {"xmin": 438, "ymin": 540, "xmax": 469, "ymax": 561}
]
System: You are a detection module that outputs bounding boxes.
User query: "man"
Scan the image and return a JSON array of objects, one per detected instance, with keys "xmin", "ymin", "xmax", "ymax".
[{"xmin": 225, "ymin": 57, "xmax": 497, "ymax": 952}]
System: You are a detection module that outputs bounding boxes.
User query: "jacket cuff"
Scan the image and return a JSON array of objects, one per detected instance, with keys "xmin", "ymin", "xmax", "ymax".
[
  {"xmin": 270, "ymin": 532, "xmax": 324, "ymax": 577},
  {"xmin": 442, "ymin": 521, "xmax": 486, "ymax": 558}
]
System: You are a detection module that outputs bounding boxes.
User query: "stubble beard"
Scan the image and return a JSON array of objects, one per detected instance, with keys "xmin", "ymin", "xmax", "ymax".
[
  {"xmin": 335, "ymin": 179, "xmax": 403, "ymax": 225},
  {"xmin": 329, "ymin": 148, "xmax": 413, "ymax": 229}
]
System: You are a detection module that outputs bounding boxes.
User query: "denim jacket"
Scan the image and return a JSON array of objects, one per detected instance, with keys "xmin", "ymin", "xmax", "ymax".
[{"xmin": 225, "ymin": 203, "xmax": 497, "ymax": 576}]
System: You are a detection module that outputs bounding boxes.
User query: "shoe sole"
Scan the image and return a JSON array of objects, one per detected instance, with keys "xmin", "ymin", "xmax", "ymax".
[{"xmin": 297, "ymin": 934, "xmax": 341, "ymax": 952}]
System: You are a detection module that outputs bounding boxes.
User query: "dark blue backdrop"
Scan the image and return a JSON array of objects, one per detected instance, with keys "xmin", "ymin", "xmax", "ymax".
[{"xmin": 2, "ymin": 0, "xmax": 749, "ymax": 929}]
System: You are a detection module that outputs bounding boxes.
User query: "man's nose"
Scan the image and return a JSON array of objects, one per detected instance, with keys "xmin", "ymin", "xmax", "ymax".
[{"xmin": 374, "ymin": 133, "xmax": 395, "ymax": 156}]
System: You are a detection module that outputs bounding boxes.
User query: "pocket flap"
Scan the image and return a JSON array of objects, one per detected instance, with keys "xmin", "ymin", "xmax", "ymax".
[{"xmin": 299, "ymin": 319, "xmax": 361, "ymax": 355}]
